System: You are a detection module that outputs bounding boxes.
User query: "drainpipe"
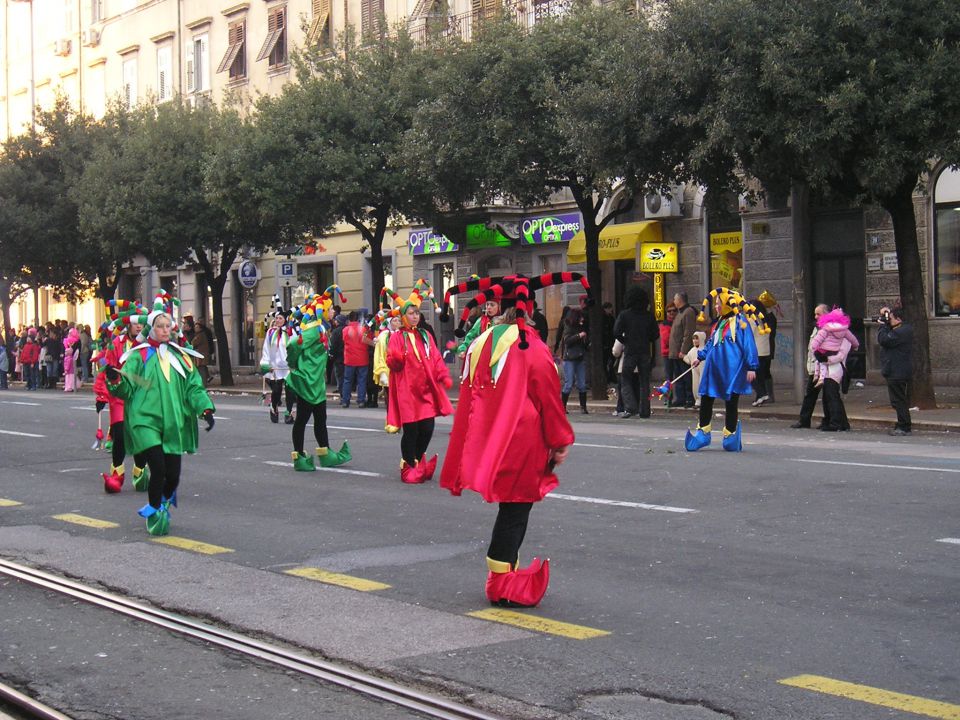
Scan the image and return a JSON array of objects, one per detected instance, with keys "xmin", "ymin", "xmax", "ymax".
[{"xmin": 791, "ymin": 182, "xmax": 810, "ymax": 401}]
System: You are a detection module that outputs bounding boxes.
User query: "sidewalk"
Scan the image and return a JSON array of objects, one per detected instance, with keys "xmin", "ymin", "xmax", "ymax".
[
  {"xmin": 203, "ymin": 372, "xmax": 960, "ymax": 433},
  {"xmin": 17, "ymin": 373, "xmax": 959, "ymax": 433}
]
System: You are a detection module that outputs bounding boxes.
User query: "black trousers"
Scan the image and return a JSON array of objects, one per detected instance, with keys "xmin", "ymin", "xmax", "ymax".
[
  {"xmin": 269, "ymin": 378, "xmax": 296, "ymax": 413},
  {"xmin": 670, "ymin": 358, "xmax": 693, "ymax": 406},
  {"xmin": 698, "ymin": 394, "xmax": 739, "ymax": 433},
  {"xmin": 886, "ymin": 379, "xmax": 912, "ymax": 431},
  {"xmin": 400, "ymin": 417, "xmax": 435, "ymax": 465},
  {"xmin": 752, "ymin": 356, "xmax": 772, "ymax": 397},
  {"xmin": 141, "ymin": 445, "xmax": 182, "ymax": 510},
  {"xmin": 109, "ymin": 421, "xmax": 146, "ymax": 470},
  {"xmin": 821, "ymin": 379, "xmax": 850, "ymax": 431},
  {"xmin": 619, "ymin": 354, "xmax": 651, "ymax": 416},
  {"xmin": 292, "ymin": 398, "xmax": 329, "ymax": 453},
  {"xmin": 488, "ymin": 502, "xmax": 533, "ymax": 565},
  {"xmin": 796, "ymin": 374, "xmax": 822, "ymax": 427}
]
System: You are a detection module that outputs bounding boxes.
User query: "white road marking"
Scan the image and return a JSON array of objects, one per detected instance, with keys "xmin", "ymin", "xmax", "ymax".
[
  {"xmin": 325, "ymin": 425, "xmax": 381, "ymax": 433},
  {"xmin": 213, "ymin": 415, "xmax": 230, "ymax": 420},
  {"xmin": 0, "ymin": 429, "xmax": 45, "ymax": 438},
  {"xmin": 936, "ymin": 538, "xmax": 960, "ymax": 545},
  {"xmin": 548, "ymin": 492, "xmax": 698, "ymax": 514},
  {"xmin": 262, "ymin": 460, "xmax": 382, "ymax": 477},
  {"xmin": 1, "ymin": 400, "xmax": 42, "ymax": 406},
  {"xmin": 57, "ymin": 468, "xmax": 88, "ymax": 473},
  {"xmin": 576, "ymin": 442, "xmax": 636, "ymax": 450},
  {"xmin": 791, "ymin": 458, "xmax": 960, "ymax": 474},
  {"xmin": 70, "ymin": 406, "xmax": 93, "ymax": 410}
]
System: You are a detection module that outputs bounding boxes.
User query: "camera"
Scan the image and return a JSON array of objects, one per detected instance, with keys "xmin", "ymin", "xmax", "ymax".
[{"xmin": 876, "ymin": 309, "xmax": 891, "ymax": 324}]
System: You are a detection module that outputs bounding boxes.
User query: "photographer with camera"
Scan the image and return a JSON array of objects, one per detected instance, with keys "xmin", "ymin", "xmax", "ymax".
[{"xmin": 877, "ymin": 306, "xmax": 913, "ymax": 436}]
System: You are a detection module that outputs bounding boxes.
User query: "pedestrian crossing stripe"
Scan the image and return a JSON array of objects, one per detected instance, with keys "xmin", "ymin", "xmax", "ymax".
[
  {"xmin": 0, "ymin": 498, "xmax": 23, "ymax": 507},
  {"xmin": 779, "ymin": 674, "xmax": 960, "ymax": 719},
  {"xmin": 52, "ymin": 513, "xmax": 119, "ymax": 529},
  {"xmin": 284, "ymin": 566, "xmax": 391, "ymax": 592},
  {"xmin": 467, "ymin": 608, "xmax": 611, "ymax": 640},
  {"xmin": 151, "ymin": 537, "xmax": 235, "ymax": 555}
]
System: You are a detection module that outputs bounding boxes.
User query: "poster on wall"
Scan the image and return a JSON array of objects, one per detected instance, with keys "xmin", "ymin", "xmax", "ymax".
[{"xmin": 709, "ymin": 231, "xmax": 743, "ymax": 291}]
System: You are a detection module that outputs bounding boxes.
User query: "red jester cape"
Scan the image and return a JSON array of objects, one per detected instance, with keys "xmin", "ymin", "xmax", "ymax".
[
  {"xmin": 386, "ymin": 325, "xmax": 453, "ymax": 429},
  {"xmin": 440, "ymin": 324, "xmax": 574, "ymax": 503}
]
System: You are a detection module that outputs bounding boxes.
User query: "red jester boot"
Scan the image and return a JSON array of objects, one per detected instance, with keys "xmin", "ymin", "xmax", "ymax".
[
  {"xmin": 418, "ymin": 454, "xmax": 439, "ymax": 482},
  {"xmin": 400, "ymin": 459, "xmax": 425, "ymax": 484},
  {"xmin": 484, "ymin": 556, "xmax": 550, "ymax": 608},
  {"xmin": 102, "ymin": 466, "xmax": 125, "ymax": 494}
]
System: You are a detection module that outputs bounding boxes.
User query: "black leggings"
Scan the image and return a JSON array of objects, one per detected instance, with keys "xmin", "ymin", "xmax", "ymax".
[
  {"xmin": 292, "ymin": 397, "xmax": 328, "ymax": 453},
  {"xmin": 698, "ymin": 394, "xmax": 740, "ymax": 433},
  {"xmin": 109, "ymin": 421, "xmax": 146, "ymax": 470},
  {"xmin": 488, "ymin": 502, "xmax": 533, "ymax": 565},
  {"xmin": 269, "ymin": 379, "xmax": 296, "ymax": 413},
  {"xmin": 141, "ymin": 445, "xmax": 182, "ymax": 510},
  {"xmin": 400, "ymin": 417, "xmax": 434, "ymax": 465}
]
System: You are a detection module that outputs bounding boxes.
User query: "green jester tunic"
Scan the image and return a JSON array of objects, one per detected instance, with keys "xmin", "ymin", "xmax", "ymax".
[
  {"xmin": 107, "ymin": 342, "xmax": 215, "ymax": 455},
  {"xmin": 285, "ymin": 323, "xmax": 328, "ymax": 405}
]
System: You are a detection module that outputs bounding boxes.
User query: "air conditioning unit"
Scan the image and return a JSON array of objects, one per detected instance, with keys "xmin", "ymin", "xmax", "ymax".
[
  {"xmin": 81, "ymin": 29, "xmax": 100, "ymax": 47},
  {"xmin": 53, "ymin": 38, "xmax": 72, "ymax": 56},
  {"xmin": 644, "ymin": 185, "xmax": 684, "ymax": 219}
]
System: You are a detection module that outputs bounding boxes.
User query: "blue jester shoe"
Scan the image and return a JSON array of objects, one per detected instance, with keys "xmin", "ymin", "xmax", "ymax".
[
  {"xmin": 722, "ymin": 421, "xmax": 743, "ymax": 452},
  {"xmin": 684, "ymin": 426, "xmax": 712, "ymax": 452}
]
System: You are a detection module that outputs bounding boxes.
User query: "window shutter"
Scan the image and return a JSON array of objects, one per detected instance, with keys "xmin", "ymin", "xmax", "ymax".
[
  {"xmin": 256, "ymin": 8, "xmax": 285, "ymax": 62},
  {"xmin": 217, "ymin": 22, "xmax": 244, "ymax": 74},
  {"xmin": 199, "ymin": 35, "xmax": 208, "ymax": 91},
  {"xmin": 157, "ymin": 46, "xmax": 171, "ymax": 101},
  {"xmin": 122, "ymin": 58, "xmax": 137, "ymax": 108},
  {"xmin": 308, "ymin": 0, "xmax": 330, "ymax": 44},
  {"xmin": 185, "ymin": 40, "xmax": 195, "ymax": 92}
]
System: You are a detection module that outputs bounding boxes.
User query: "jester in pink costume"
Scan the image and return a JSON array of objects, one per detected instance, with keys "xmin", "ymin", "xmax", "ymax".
[
  {"xmin": 439, "ymin": 272, "xmax": 589, "ymax": 607},
  {"xmin": 94, "ymin": 299, "xmax": 150, "ymax": 493},
  {"xmin": 381, "ymin": 281, "xmax": 453, "ymax": 484},
  {"xmin": 810, "ymin": 307, "xmax": 859, "ymax": 387}
]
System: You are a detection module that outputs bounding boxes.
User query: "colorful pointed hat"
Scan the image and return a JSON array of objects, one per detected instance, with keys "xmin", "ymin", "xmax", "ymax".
[
  {"xmin": 696, "ymin": 287, "xmax": 770, "ymax": 336},
  {"xmin": 378, "ymin": 279, "xmax": 435, "ymax": 321},
  {"xmin": 264, "ymin": 294, "xmax": 290, "ymax": 326},
  {"xmin": 437, "ymin": 272, "xmax": 592, "ymax": 350},
  {"xmin": 105, "ymin": 298, "xmax": 147, "ymax": 336},
  {"xmin": 291, "ymin": 284, "xmax": 347, "ymax": 340}
]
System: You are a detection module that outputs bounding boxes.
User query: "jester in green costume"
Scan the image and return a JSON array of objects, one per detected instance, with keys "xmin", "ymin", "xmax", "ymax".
[
  {"xmin": 286, "ymin": 286, "xmax": 352, "ymax": 472},
  {"xmin": 105, "ymin": 291, "xmax": 215, "ymax": 536}
]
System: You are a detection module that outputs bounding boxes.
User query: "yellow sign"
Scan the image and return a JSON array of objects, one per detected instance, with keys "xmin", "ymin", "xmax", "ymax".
[
  {"xmin": 653, "ymin": 273, "xmax": 666, "ymax": 320},
  {"xmin": 710, "ymin": 231, "xmax": 743, "ymax": 253},
  {"xmin": 639, "ymin": 243, "xmax": 678, "ymax": 272}
]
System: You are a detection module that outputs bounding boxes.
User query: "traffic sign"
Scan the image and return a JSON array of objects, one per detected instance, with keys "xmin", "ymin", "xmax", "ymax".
[
  {"xmin": 278, "ymin": 259, "xmax": 297, "ymax": 288},
  {"xmin": 238, "ymin": 260, "xmax": 260, "ymax": 289}
]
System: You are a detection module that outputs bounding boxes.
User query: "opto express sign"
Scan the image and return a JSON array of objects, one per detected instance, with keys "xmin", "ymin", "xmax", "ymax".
[
  {"xmin": 521, "ymin": 213, "xmax": 581, "ymax": 245},
  {"xmin": 408, "ymin": 228, "xmax": 459, "ymax": 255}
]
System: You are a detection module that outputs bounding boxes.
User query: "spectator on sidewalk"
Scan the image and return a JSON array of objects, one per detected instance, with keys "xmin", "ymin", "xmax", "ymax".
[
  {"xmin": 191, "ymin": 318, "xmax": 215, "ymax": 386},
  {"xmin": 791, "ymin": 304, "xmax": 829, "ymax": 429},
  {"xmin": 669, "ymin": 292, "xmax": 697, "ymax": 408},
  {"xmin": 613, "ymin": 286, "xmax": 659, "ymax": 419},
  {"xmin": 79, "ymin": 324, "xmax": 93, "ymax": 383},
  {"xmin": 530, "ymin": 300, "xmax": 549, "ymax": 344},
  {"xmin": 0, "ymin": 342, "xmax": 8, "ymax": 389},
  {"xmin": 341, "ymin": 311, "xmax": 374, "ymax": 408},
  {"xmin": 329, "ymin": 314, "xmax": 347, "ymax": 402},
  {"xmin": 878, "ymin": 306, "xmax": 913, "ymax": 436}
]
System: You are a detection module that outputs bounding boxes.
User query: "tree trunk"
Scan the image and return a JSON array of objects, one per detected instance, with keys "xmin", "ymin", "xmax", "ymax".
[
  {"xmin": 196, "ymin": 247, "xmax": 239, "ymax": 388},
  {"xmin": 881, "ymin": 180, "xmax": 936, "ymax": 409},
  {"xmin": 96, "ymin": 265, "xmax": 120, "ymax": 303},
  {"xmin": 368, "ymin": 207, "xmax": 389, "ymax": 309},
  {"xmin": 571, "ymin": 188, "xmax": 607, "ymax": 400},
  {"xmin": 0, "ymin": 279, "xmax": 12, "ymax": 338}
]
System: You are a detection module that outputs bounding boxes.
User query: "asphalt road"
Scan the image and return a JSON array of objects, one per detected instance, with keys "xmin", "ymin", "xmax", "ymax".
[{"xmin": 1, "ymin": 388, "xmax": 958, "ymax": 719}]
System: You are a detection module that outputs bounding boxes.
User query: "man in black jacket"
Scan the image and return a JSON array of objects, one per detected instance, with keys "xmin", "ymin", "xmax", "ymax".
[
  {"xmin": 878, "ymin": 306, "xmax": 913, "ymax": 436},
  {"xmin": 613, "ymin": 286, "xmax": 659, "ymax": 418}
]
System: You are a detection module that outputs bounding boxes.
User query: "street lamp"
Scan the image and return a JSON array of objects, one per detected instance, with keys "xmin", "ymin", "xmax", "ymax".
[{"xmin": 10, "ymin": 0, "xmax": 35, "ymax": 132}]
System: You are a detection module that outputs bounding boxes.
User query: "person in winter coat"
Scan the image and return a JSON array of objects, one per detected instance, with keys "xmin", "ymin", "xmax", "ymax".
[
  {"xmin": 0, "ymin": 343, "xmax": 8, "ymax": 389},
  {"xmin": 559, "ymin": 307, "xmax": 589, "ymax": 414},
  {"xmin": 104, "ymin": 292, "xmax": 215, "ymax": 535},
  {"xmin": 669, "ymin": 292, "xmax": 698, "ymax": 408},
  {"xmin": 613, "ymin": 286, "xmax": 659, "ymax": 418},
  {"xmin": 878, "ymin": 306, "xmax": 913, "ymax": 436},
  {"xmin": 384, "ymin": 284, "xmax": 453, "ymax": 484}
]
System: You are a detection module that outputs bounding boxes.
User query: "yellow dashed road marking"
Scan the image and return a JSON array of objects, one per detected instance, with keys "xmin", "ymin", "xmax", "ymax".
[
  {"xmin": 284, "ymin": 567, "xmax": 391, "ymax": 592},
  {"xmin": 0, "ymin": 498, "xmax": 22, "ymax": 507},
  {"xmin": 151, "ymin": 537, "xmax": 234, "ymax": 555},
  {"xmin": 467, "ymin": 608, "xmax": 610, "ymax": 640},
  {"xmin": 779, "ymin": 674, "xmax": 960, "ymax": 719},
  {"xmin": 52, "ymin": 513, "xmax": 119, "ymax": 529}
]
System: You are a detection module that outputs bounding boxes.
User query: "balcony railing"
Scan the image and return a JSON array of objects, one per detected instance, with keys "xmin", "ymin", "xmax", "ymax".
[{"xmin": 407, "ymin": 0, "xmax": 575, "ymax": 45}]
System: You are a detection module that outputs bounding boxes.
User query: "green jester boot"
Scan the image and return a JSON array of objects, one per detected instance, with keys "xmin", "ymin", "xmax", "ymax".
[
  {"xmin": 292, "ymin": 451, "xmax": 316, "ymax": 472},
  {"xmin": 132, "ymin": 465, "xmax": 150, "ymax": 492},
  {"xmin": 317, "ymin": 441, "xmax": 351, "ymax": 468}
]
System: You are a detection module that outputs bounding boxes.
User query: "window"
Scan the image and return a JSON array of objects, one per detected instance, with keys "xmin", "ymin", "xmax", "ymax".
[
  {"xmin": 256, "ymin": 7, "xmax": 287, "ymax": 67},
  {"xmin": 122, "ymin": 57, "xmax": 137, "ymax": 108},
  {"xmin": 217, "ymin": 21, "xmax": 246, "ymax": 80},
  {"xmin": 361, "ymin": 0, "xmax": 385, "ymax": 39},
  {"xmin": 156, "ymin": 46, "xmax": 172, "ymax": 102},
  {"xmin": 934, "ymin": 167, "xmax": 960, "ymax": 315},
  {"xmin": 88, "ymin": 64, "xmax": 106, "ymax": 118},
  {"xmin": 307, "ymin": 0, "xmax": 331, "ymax": 45},
  {"xmin": 472, "ymin": 0, "xmax": 500, "ymax": 24},
  {"xmin": 186, "ymin": 34, "xmax": 209, "ymax": 93},
  {"xmin": 90, "ymin": 0, "xmax": 103, "ymax": 24},
  {"xmin": 64, "ymin": 0, "xmax": 74, "ymax": 35}
]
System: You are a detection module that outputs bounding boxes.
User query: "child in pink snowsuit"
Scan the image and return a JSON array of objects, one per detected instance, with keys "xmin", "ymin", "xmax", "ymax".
[
  {"xmin": 810, "ymin": 308, "xmax": 859, "ymax": 386},
  {"xmin": 63, "ymin": 328, "xmax": 80, "ymax": 392}
]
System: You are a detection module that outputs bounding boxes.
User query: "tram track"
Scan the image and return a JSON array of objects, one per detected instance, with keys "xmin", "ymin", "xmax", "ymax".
[{"xmin": 0, "ymin": 559, "xmax": 506, "ymax": 720}]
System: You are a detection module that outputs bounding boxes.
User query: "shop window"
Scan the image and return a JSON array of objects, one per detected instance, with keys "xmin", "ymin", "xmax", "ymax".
[
  {"xmin": 706, "ymin": 192, "xmax": 743, "ymax": 293},
  {"xmin": 292, "ymin": 263, "xmax": 334, "ymax": 309},
  {"xmin": 934, "ymin": 166, "xmax": 960, "ymax": 315}
]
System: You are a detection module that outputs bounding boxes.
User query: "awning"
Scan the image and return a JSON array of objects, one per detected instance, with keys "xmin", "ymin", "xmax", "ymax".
[{"xmin": 566, "ymin": 221, "xmax": 661, "ymax": 264}]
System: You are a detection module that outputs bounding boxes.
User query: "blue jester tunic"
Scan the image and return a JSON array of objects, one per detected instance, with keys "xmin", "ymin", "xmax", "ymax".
[{"xmin": 697, "ymin": 315, "xmax": 759, "ymax": 400}]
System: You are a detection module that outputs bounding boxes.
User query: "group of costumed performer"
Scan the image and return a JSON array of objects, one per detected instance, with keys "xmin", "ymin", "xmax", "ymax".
[
  {"xmin": 260, "ymin": 294, "xmax": 297, "ymax": 425},
  {"xmin": 438, "ymin": 272, "xmax": 589, "ymax": 607},
  {"xmin": 286, "ymin": 286, "xmax": 352, "ymax": 472},
  {"xmin": 684, "ymin": 287, "xmax": 769, "ymax": 453},
  {"xmin": 372, "ymin": 309, "xmax": 401, "ymax": 419},
  {"xmin": 103, "ymin": 291, "xmax": 216, "ymax": 535},
  {"xmin": 379, "ymin": 280, "xmax": 453, "ymax": 484},
  {"xmin": 94, "ymin": 299, "xmax": 151, "ymax": 494}
]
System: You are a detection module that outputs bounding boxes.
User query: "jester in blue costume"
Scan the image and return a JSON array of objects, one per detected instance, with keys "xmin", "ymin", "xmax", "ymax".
[{"xmin": 684, "ymin": 288, "xmax": 769, "ymax": 452}]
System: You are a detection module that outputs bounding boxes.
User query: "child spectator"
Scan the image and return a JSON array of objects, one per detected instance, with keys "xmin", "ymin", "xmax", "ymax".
[
  {"xmin": 683, "ymin": 331, "xmax": 707, "ymax": 407},
  {"xmin": 810, "ymin": 308, "xmax": 859, "ymax": 387}
]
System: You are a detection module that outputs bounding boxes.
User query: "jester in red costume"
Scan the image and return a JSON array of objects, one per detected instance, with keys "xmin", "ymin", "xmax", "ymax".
[
  {"xmin": 439, "ymin": 272, "xmax": 589, "ymax": 607},
  {"xmin": 94, "ymin": 299, "xmax": 150, "ymax": 494},
  {"xmin": 381, "ymin": 281, "xmax": 453, "ymax": 484}
]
